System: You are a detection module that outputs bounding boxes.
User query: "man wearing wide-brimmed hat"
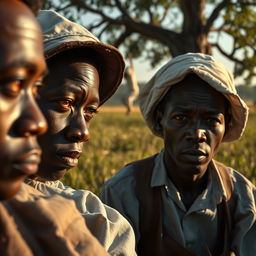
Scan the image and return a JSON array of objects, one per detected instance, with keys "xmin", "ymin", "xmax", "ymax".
[
  {"xmin": 101, "ymin": 53, "xmax": 256, "ymax": 255},
  {"xmin": 25, "ymin": 10, "xmax": 136, "ymax": 256}
]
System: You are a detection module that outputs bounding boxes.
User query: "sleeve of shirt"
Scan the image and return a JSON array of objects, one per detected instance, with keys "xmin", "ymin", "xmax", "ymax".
[
  {"xmin": 229, "ymin": 169, "xmax": 256, "ymax": 256},
  {"xmin": 26, "ymin": 180, "xmax": 137, "ymax": 256},
  {"xmin": 100, "ymin": 165, "xmax": 141, "ymax": 243},
  {"xmin": 78, "ymin": 190, "xmax": 137, "ymax": 256},
  {"xmin": 8, "ymin": 184, "xmax": 110, "ymax": 256}
]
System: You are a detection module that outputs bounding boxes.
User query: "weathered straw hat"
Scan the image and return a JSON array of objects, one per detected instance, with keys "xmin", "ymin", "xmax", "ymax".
[
  {"xmin": 38, "ymin": 10, "xmax": 125, "ymax": 105},
  {"xmin": 139, "ymin": 53, "xmax": 249, "ymax": 142}
]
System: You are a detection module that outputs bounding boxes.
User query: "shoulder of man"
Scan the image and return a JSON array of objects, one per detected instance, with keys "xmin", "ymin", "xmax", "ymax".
[
  {"xmin": 214, "ymin": 160, "xmax": 256, "ymax": 205},
  {"xmin": 103, "ymin": 153, "xmax": 159, "ymax": 189},
  {"xmin": 8, "ymin": 183, "xmax": 109, "ymax": 256},
  {"xmin": 103, "ymin": 161, "xmax": 137, "ymax": 189}
]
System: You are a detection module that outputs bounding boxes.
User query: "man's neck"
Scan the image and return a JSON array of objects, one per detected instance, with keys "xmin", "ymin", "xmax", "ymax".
[{"xmin": 163, "ymin": 151, "xmax": 209, "ymax": 209}]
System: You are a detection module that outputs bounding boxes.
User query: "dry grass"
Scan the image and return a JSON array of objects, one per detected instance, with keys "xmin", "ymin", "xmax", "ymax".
[{"xmin": 100, "ymin": 106, "xmax": 140, "ymax": 112}]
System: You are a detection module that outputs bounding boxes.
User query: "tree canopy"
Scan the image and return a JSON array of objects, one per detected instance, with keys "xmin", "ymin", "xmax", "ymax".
[{"xmin": 43, "ymin": 0, "xmax": 256, "ymax": 84}]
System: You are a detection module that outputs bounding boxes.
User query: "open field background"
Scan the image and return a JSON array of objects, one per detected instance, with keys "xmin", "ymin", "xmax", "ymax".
[{"xmin": 63, "ymin": 107, "xmax": 256, "ymax": 195}]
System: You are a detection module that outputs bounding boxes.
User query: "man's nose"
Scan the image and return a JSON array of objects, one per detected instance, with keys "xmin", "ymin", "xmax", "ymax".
[
  {"xmin": 186, "ymin": 122, "xmax": 207, "ymax": 142},
  {"xmin": 14, "ymin": 97, "xmax": 47, "ymax": 137},
  {"xmin": 65, "ymin": 113, "xmax": 90, "ymax": 143}
]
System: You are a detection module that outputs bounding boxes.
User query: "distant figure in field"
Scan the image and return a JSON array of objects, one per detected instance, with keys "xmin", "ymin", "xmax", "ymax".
[{"xmin": 121, "ymin": 65, "xmax": 139, "ymax": 115}]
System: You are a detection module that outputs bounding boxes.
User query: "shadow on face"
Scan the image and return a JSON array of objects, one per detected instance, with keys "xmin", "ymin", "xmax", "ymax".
[
  {"xmin": 0, "ymin": 0, "xmax": 47, "ymax": 200},
  {"xmin": 34, "ymin": 50, "xmax": 100, "ymax": 181}
]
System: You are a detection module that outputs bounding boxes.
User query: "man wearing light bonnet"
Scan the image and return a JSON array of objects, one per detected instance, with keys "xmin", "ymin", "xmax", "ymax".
[{"xmin": 101, "ymin": 53, "xmax": 256, "ymax": 255}]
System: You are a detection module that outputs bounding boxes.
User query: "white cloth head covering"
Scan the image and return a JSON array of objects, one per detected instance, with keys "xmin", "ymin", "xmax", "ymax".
[
  {"xmin": 37, "ymin": 10, "xmax": 125, "ymax": 106},
  {"xmin": 139, "ymin": 53, "xmax": 249, "ymax": 142}
]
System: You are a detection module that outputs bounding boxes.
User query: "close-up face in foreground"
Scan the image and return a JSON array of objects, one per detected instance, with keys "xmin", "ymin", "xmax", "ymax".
[
  {"xmin": 36, "ymin": 53, "xmax": 100, "ymax": 181},
  {"xmin": 158, "ymin": 74, "xmax": 228, "ymax": 176},
  {"xmin": 0, "ymin": 0, "xmax": 47, "ymax": 200}
]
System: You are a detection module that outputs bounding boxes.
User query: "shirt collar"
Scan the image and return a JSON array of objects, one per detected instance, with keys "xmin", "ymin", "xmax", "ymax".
[
  {"xmin": 151, "ymin": 150, "xmax": 169, "ymax": 187},
  {"xmin": 150, "ymin": 151, "xmax": 226, "ymax": 211}
]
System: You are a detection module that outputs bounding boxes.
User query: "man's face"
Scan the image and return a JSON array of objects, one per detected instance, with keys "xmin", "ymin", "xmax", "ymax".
[
  {"xmin": 36, "ymin": 54, "xmax": 100, "ymax": 181},
  {"xmin": 0, "ymin": 0, "xmax": 47, "ymax": 200},
  {"xmin": 158, "ymin": 75, "xmax": 228, "ymax": 175}
]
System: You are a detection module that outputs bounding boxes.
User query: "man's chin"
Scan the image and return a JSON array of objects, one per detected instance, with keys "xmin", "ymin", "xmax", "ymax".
[
  {"xmin": 176, "ymin": 157, "xmax": 210, "ymax": 175},
  {"xmin": 35, "ymin": 167, "xmax": 69, "ymax": 181},
  {"xmin": 0, "ymin": 179, "xmax": 22, "ymax": 200}
]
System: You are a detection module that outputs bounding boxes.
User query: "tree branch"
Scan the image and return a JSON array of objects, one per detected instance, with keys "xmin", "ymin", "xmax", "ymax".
[
  {"xmin": 69, "ymin": 0, "xmax": 179, "ymax": 49},
  {"xmin": 213, "ymin": 43, "xmax": 243, "ymax": 65},
  {"xmin": 205, "ymin": 0, "xmax": 231, "ymax": 33},
  {"xmin": 98, "ymin": 23, "xmax": 111, "ymax": 40},
  {"xmin": 69, "ymin": 0, "xmax": 115, "ymax": 22},
  {"xmin": 55, "ymin": 3, "xmax": 73, "ymax": 12},
  {"xmin": 159, "ymin": 6, "xmax": 169, "ymax": 24},
  {"xmin": 88, "ymin": 20, "xmax": 107, "ymax": 31},
  {"xmin": 147, "ymin": 7, "xmax": 154, "ymax": 23},
  {"xmin": 114, "ymin": 0, "xmax": 133, "ymax": 21},
  {"xmin": 113, "ymin": 29, "xmax": 133, "ymax": 47}
]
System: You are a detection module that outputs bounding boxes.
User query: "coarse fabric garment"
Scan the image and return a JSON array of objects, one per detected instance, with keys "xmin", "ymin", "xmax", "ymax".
[
  {"xmin": 25, "ymin": 179, "xmax": 137, "ymax": 256},
  {"xmin": 139, "ymin": 53, "xmax": 249, "ymax": 142},
  {"xmin": 0, "ymin": 183, "xmax": 109, "ymax": 256},
  {"xmin": 100, "ymin": 151, "xmax": 256, "ymax": 256}
]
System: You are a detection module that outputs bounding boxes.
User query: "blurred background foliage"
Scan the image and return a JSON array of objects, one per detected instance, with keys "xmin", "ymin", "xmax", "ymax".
[
  {"xmin": 42, "ymin": 0, "xmax": 256, "ymax": 85},
  {"xmin": 63, "ymin": 110, "xmax": 256, "ymax": 195}
]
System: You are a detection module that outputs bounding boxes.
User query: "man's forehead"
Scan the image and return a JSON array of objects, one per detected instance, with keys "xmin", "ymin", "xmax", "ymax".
[
  {"xmin": 166, "ymin": 75, "xmax": 225, "ymax": 99},
  {"xmin": 158, "ymin": 79, "xmax": 229, "ymax": 114}
]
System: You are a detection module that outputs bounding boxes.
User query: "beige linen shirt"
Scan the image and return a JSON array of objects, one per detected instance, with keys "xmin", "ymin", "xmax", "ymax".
[
  {"xmin": 100, "ymin": 151, "xmax": 256, "ymax": 256},
  {"xmin": 26, "ymin": 179, "xmax": 136, "ymax": 256},
  {"xmin": 0, "ymin": 183, "xmax": 109, "ymax": 256}
]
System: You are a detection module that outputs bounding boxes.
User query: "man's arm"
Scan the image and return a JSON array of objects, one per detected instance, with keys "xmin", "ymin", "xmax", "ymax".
[{"xmin": 100, "ymin": 166, "xmax": 141, "ymax": 243}]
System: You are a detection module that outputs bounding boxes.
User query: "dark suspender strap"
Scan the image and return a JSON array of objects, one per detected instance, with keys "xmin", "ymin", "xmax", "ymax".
[
  {"xmin": 133, "ymin": 155, "xmax": 161, "ymax": 255},
  {"xmin": 213, "ymin": 161, "xmax": 235, "ymax": 256},
  {"xmin": 213, "ymin": 161, "xmax": 234, "ymax": 202}
]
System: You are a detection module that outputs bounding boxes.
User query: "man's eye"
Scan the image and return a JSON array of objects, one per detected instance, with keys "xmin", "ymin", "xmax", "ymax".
[
  {"xmin": 32, "ymin": 81, "xmax": 43, "ymax": 98},
  {"xmin": 207, "ymin": 117, "xmax": 221, "ymax": 125},
  {"xmin": 84, "ymin": 107, "xmax": 98, "ymax": 121},
  {"xmin": 1, "ymin": 79, "xmax": 22, "ymax": 98},
  {"xmin": 60, "ymin": 100, "xmax": 72, "ymax": 108},
  {"xmin": 173, "ymin": 115, "xmax": 186, "ymax": 121}
]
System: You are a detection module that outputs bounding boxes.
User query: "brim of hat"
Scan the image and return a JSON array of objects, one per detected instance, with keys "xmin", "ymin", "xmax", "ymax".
[{"xmin": 44, "ymin": 39, "xmax": 125, "ymax": 106}]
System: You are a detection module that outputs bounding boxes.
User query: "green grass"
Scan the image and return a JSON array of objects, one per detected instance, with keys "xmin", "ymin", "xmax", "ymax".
[{"xmin": 63, "ymin": 111, "xmax": 256, "ymax": 195}]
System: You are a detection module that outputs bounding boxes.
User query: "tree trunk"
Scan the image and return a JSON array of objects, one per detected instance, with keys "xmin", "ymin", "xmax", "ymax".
[
  {"xmin": 169, "ymin": 0, "xmax": 212, "ymax": 56},
  {"xmin": 120, "ymin": 0, "xmax": 212, "ymax": 57}
]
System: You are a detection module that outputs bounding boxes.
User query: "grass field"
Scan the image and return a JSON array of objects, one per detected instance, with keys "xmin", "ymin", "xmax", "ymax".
[{"xmin": 63, "ymin": 108, "xmax": 256, "ymax": 195}]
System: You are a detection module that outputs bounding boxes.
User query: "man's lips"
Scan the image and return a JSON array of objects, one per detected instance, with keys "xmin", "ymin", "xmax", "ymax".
[
  {"xmin": 180, "ymin": 149, "xmax": 208, "ymax": 162},
  {"xmin": 12, "ymin": 150, "xmax": 41, "ymax": 176},
  {"xmin": 181, "ymin": 149, "xmax": 207, "ymax": 156},
  {"xmin": 56, "ymin": 150, "xmax": 82, "ymax": 168}
]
